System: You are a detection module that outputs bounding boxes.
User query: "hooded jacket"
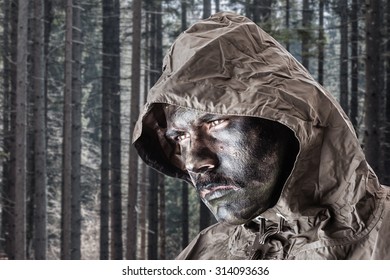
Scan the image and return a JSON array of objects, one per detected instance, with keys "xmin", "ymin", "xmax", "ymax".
[{"xmin": 133, "ymin": 12, "xmax": 390, "ymax": 260}]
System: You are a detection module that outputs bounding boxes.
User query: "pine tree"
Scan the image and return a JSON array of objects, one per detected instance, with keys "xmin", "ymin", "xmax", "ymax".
[
  {"xmin": 61, "ymin": 0, "xmax": 73, "ymax": 260},
  {"xmin": 127, "ymin": 0, "xmax": 142, "ymax": 260},
  {"xmin": 203, "ymin": 0, "xmax": 211, "ymax": 18},
  {"xmin": 301, "ymin": 0, "xmax": 311, "ymax": 69},
  {"xmin": 338, "ymin": 0, "xmax": 349, "ymax": 114},
  {"xmin": 14, "ymin": 0, "xmax": 29, "ymax": 260},
  {"xmin": 32, "ymin": 0, "xmax": 47, "ymax": 260},
  {"xmin": 110, "ymin": 0, "xmax": 123, "ymax": 260},
  {"xmin": 318, "ymin": 0, "xmax": 324, "ymax": 85},
  {"xmin": 100, "ymin": 0, "xmax": 111, "ymax": 260},
  {"xmin": 1, "ymin": 0, "xmax": 12, "ymax": 259},
  {"xmin": 71, "ymin": 0, "xmax": 82, "ymax": 260},
  {"xmin": 350, "ymin": 0, "xmax": 359, "ymax": 130},
  {"xmin": 364, "ymin": 0, "xmax": 382, "ymax": 174}
]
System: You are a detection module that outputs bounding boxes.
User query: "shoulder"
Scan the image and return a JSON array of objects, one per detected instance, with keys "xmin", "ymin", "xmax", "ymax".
[{"xmin": 176, "ymin": 223, "xmax": 238, "ymax": 260}]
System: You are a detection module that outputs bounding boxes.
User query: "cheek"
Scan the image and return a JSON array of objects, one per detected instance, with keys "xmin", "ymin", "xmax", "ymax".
[
  {"xmin": 215, "ymin": 138, "xmax": 255, "ymax": 174},
  {"xmin": 216, "ymin": 133, "xmax": 250, "ymax": 159}
]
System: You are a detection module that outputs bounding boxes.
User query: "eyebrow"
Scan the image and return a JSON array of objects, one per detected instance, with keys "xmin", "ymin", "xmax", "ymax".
[
  {"xmin": 198, "ymin": 113, "xmax": 221, "ymax": 123},
  {"xmin": 165, "ymin": 128, "xmax": 180, "ymax": 139},
  {"xmin": 165, "ymin": 112, "xmax": 228, "ymax": 139}
]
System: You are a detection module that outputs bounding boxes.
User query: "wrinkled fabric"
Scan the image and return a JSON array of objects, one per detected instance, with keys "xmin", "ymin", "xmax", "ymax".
[{"xmin": 133, "ymin": 12, "xmax": 390, "ymax": 259}]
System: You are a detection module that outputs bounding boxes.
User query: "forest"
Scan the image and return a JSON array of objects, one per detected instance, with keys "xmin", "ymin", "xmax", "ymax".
[{"xmin": 0, "ymin": 0, "xmax": 389, "ymax": 260}]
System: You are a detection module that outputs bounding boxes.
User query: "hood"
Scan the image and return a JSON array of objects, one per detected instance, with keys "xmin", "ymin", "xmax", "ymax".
[{"xmin": 133, "ymin": 12, "xmax": 383, "ymax": 237}]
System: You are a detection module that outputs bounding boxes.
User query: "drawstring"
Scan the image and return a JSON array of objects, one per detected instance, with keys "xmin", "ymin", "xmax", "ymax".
[{"xmin": 249, "ymin": 215, "xmax": 285, "ymax": 259}]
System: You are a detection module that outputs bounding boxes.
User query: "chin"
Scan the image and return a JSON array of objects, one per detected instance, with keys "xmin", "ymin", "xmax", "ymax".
[{"xmin": 214, "ymin": 207, "xmax": 251, "ymax": 226}]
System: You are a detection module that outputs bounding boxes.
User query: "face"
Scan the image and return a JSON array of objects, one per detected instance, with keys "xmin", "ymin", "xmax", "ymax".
[{"xmin": 164, "ymin": 105, "xmax": 293, "ymax": 225}]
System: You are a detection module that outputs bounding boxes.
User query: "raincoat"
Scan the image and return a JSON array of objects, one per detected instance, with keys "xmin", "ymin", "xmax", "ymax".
[{"xmin": 133, "ymin": 12, "xmax": 390, "ymax": 259}]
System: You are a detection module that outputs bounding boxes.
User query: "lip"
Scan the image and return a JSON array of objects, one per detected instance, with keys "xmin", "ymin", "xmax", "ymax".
[{"xmin": 200, "ymin": 185, "xmax": 239, "ymax": 200}]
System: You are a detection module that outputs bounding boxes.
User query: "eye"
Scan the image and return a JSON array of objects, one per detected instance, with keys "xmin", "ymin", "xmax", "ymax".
[
  {"xmin": 175, "ymin": 132, "xmax": 190, "ymax": 142},
  {"xmin": 209, "ymin": 119, "xmax": 227, "ymax": 128}
]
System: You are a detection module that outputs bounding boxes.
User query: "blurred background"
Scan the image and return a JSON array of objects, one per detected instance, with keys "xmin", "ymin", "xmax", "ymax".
[{"xmin": 0, "ymin": 0, "xmax": 388, "ymax": 260}]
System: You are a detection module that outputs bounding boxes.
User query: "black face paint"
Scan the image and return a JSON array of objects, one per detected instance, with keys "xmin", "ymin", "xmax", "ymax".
[{"xmin": 164, "ymin": 105, "xmax": 296, "ymax": 225}]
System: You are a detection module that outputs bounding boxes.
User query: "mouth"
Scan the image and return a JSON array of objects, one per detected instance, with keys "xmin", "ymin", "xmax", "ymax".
[{"xmin": 199, "ymin": 184, "xmax": 240, "ymax": 201}]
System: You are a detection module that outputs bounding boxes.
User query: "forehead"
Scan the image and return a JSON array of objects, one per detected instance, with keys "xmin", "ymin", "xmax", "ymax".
[{"xmin": 164, "ymin": 105, "xmax": 221, "ymax": 127}]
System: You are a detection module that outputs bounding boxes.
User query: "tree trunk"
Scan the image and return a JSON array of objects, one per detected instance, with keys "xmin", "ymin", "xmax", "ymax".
[
  {"xmin": 181, "ymin": 182, "xmax": 189, "ymax": 249},
  {"xmin": 339, "ymin": 1, "xmax": 349, "ymax": 114},
  {"xmin": 285, "ymin": 0, "xmax": 290, "ymax": 51},
  {"xmin": 146, "ymin": 0, "xmax": 163, "ymax": 260},
  {"xmin": 364, "ymin": 0, "xmax": 382, "ymax": 174},
  {"xmin": 158, "ymin": 176, "xmax": 166, "ymax": 259},
  {"xmin": 318, "ymin": 0, "xmax": 324, "ymax": 85},
  {"xmin": 139, "ymin": 6, "xmax": 151, "ymax": 261},
  {"xmin": 5, "ymin": 0, "xmax": 18, "ymax": 260},
  {"xmin": 1, "ymin": 0, "xmax": 12, "ymax": 259},
  {"xmin": 383, "ymin": 0, "xmax": 390, "ymax": 185},
  {"xmin": 148, "ymin": 169, "xmax": 159, "ymax": 259},
  {"xmin": 100, "ymin": 0, "xmax": 112, "ymax": 260},
  {"xmin": 301, "ymin": 0, "xmax": 311, "ymax": 69},
  {"xmin": 139, "ymin": 165, "xmax": 148, "ymax": 259},
  {"xmin": 44, "ymin": 0, "xmax": 53, "ymax": 135},
  {"xmin": 203, "ymin": 0, "xmax": 211, "ymax": 19},
  {"xmin": 245, "ymin": 0, "xmax": 251, "ymax": 18},
  {"xmin": 71, "ymin": 0, "xmax": 82, "ymax": 260},
  {"xmin": 33, "ymin": 0, "xmax": 47, "ymax": 260},
  {"xmin": 350, "ymin": 0, "xmax": 359, "ymax": 131},
  {"xmin": 181, "ymin": 0, "xmax": 187, "ymax": 31},
  {"xmin": 252, "ymin": 0, "xmax": 272, "ymax": 26},
  {"xmin": 110, "ymin": 0, "xmax": 123, "ymax": 260},
  {"xmin": 147, "ymin": 1, "xmax": 158, "ymax": 260},
  {"xmin": 26, "ymin": 53, "xmax": 35, "ymax": 260},
  {"xmin": 127, "ymin": 0, "xmax": 142, "ymax": 260},
  {"xmin": 215, "ymin": 0, "xmax": 220, "ymax": 12},
  {"xmin": 14, "ymin": 0, "xmax": 29, "ymax": 260},
  {"xmin": 61, "ymin": 0, "xmax": 73, "ymax": 260}
]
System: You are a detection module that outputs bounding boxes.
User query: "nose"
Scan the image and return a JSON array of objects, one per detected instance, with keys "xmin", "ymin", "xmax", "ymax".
[{"xmin": 184, "ymin": 142, "xmax": 219, "ymax": 174}]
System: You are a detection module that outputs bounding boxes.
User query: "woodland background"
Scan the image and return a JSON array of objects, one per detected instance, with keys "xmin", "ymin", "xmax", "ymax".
[{"xmin": 0, "ymin": 0, "xmax": 389, "ymax": 260}]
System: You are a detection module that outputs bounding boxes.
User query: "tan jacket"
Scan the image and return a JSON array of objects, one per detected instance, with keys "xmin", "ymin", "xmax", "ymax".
[{"xmin": 133, "ymin": 12, "xmax": 390, "ymax": 259}]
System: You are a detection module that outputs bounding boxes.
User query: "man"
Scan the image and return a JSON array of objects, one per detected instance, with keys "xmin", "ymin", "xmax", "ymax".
[{"xmin": 133, "ymin": 12, "xmax": 390, "ymax": 259}]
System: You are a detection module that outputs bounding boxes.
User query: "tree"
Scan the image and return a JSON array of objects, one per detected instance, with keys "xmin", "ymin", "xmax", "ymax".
[
  {"xmin": 252, "ymin": 0, "xmax": 272, "ymax": 27},
  {"xmin": 32, "ymin": 0, "xmax": 47, "ymax": 260},
  {"xmin": 148, "ymin": 169, "xmax": 159, "ymax": 259},
  {"xmin": 364, "ymin": 0, "xmax": 382, "ymax": 174},
  {"xmin": 338, "ymin": 0, "xmax": 349, "ymax": 114},
  {"xmin": 318, "ymin": 0, "xmax": 324, "ymax": 85},
  {"xmin": 215, "ymin": 0, "xmax": 220, "ymax": 12},
  {"xmin": 350, "ymin": 0, "xmax": 359, "ymax": 130},
  {"xmin": 1, "ymin": 0, "xmax": 12, "ymax": 259},
  {"xmin": 181, "ymin": 182, "xmax": 189, "ymax": 249},
  {"xmin": 301, "ymin": 0, "xmax": 311, "ymax": 69},
  {"xmin": 203, "ymin": 0, "xmax": 211, "ymax": 19},
  {"xmin": 3, "ymin": 0, "xmax": 18, "ymax": 260},
  {"xmin": 285, "ymin": 0, "xmax": 291, "ymax": 51},
  {"xmin": 71, "ymin": 0, "xmax": 82, "ymax": 260},
  {"xmin": 110, "ymin": 0, "xmax": 123, "ymax": 260},
  {"xmin": 383, "ymin": 0, "xmax": 390, "ymax": 185},
  {"xmin": 61, "ymin": 0, "xmax": 73, "ymax": 260},
  {"xmin": 158, "ymin": 176, "xmax": 166, "ymax": 259},
  {"xmin": 100, "ymin": 0, "xmax": 112, "ymax": 260},
  {"xmin": 138, "ymin": 164, "xmax": 148, "ymax": 259},
  {"xmin": 147, "ymin": 0, "xmax": 163, "ymax": 260},
  {"xmin": 138, "ymin": 4, "xmax": 151, "ymax": 260},
  {"xmin": 14, "ymin": 0, "xmax": 29, "ymax": 260},
  {"xmin": 127, "ymin": 0, "xmax": 142, "ymax": 260}
]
